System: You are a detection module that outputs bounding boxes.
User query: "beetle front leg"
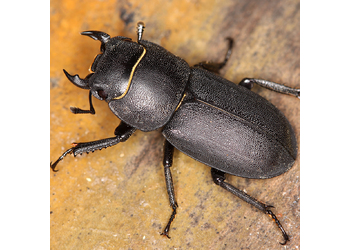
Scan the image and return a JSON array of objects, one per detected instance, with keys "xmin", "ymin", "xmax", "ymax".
[
  {"xmin": 239, "ymin": 78, "xmax": 300, "ymax": 98},
  {"xmin": 50, "ymin": 121, "xmax": 136, "ymax": 172},
  {"xmin": 69, "ymin": 90, "xmax": 95, "ymax": 114},
  {"xmin": 211, "ymin": 168, "xmax": 290, "ymax": 245},
  {"xmin": 160, "ymin": 140, "xmax": 178, "ymax": 238}
]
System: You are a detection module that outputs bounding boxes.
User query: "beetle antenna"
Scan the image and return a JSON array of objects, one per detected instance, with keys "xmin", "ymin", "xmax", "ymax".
[{"xmin": 137, "ymin": 22, "xmax": 145, "ymax": 43}]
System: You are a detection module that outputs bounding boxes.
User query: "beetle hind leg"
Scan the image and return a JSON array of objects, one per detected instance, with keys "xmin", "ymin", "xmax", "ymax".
[
  {"xmin": 160, "ymin": 140, "xmax": 178, "ymax": 238},
  {"xmin": 211, "ymin": 168, "xmax": 290, "ymax": 245},
  {"xmin": 194, "ymin": 38, "xmax": 233, "ymax": 74}
]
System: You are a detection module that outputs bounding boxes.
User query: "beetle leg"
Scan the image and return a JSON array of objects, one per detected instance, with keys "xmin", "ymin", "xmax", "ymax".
[
  {"xmin": 194, "ymin": 38, "xmax": 233, "ymax": 74},
  {"xmin": 239, "ymin": 78, "xmax": 300, "ymax": 98},
  {"xmin": 211, "ymin": 168, "xmax": 289, "ymax": 245},
  {"xmin": 69, "ymin": 91, "xmax": 96, "ymax": 114},
  {"xmin": 160, "ymin": 140, "xmax": 178, "ymax": 238},
  {"xmin": 50, "ymin": 121, "xmax": 136, "ymax": 172}
]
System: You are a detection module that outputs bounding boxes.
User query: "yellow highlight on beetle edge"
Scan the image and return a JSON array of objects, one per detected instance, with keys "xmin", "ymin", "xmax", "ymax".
[{"xmin": 114, "ymin": 45, "xmax": 147, "ymax": 100}]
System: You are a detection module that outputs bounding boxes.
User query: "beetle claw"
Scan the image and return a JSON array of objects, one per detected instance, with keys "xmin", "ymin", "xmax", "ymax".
[
  {"xmin": 50, "ymin": 161, "xmax": 59, "ymax": 172},
  {"xmin": 81, "ymin": 31, "xmax": 110, "ymax": 44},
  {"xmin": 279, "ymin": 232, "xmax": 290, "ymax": 245},
  {"xmin": 63, "ymin": 69, "xmax": 90, "ymax": 89},
  {"xmin": 160, "ymin": 229, "xmax": 171, "ymax": 239},
  {"xmin": 280, "ymin": 238, "xmax": 289, "ymax": 245}
]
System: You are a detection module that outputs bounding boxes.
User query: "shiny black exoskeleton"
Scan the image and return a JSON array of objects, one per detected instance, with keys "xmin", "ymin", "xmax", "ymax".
[{"xmin": 51, "ymin": 22, "xmax": 300, "ymax": 245}]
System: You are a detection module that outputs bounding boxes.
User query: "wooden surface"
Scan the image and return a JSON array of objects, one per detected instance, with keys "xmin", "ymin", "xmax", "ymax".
[{"xmin": 50, "ymin": 0, "xmax": 300, "ymax": 249}]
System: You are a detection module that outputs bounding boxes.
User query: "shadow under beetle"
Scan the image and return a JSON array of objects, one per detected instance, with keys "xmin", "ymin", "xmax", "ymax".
[{"xmin": 51, "ymin": 22, "xmax": 300, "ymax": 245}]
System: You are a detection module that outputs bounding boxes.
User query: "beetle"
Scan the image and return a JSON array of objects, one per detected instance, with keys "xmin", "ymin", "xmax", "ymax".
[{"xmin": 51, "ymin": 22, "xmax": 299, "ymax": 245}]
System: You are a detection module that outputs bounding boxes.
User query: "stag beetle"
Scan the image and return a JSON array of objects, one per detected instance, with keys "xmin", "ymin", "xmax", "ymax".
[{"xmin": 51, "ymin": 22, "xmax": 299, "ymax": 245}]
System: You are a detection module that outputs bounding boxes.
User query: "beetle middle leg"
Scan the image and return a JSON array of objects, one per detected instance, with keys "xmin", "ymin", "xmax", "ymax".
[
  {"xmin": 211, "ymin": 168, "xmax": 289, "ymax": 245},
  {"xmin": 160, "ymin": 140, "xmax": 178, "ymax": 238},
  {"xmin": 239, "ymin": 78, "xmax": 300, "ymax": 98},
  {"xmin": 192, "ymin": 37, "xmax": 300, "ymax": 99},
  {"xmin": 50, "ymin": 121, "xmax": 136, "ymax": 172},
  {"xmin": 194, "ymin": 38, "xmax": 233, "ymax": 74}
]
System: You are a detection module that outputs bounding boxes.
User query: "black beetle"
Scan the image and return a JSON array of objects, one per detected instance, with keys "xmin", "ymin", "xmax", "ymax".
[{"xmin": 51, "ymin": 22, "xmax": 299, "ymax": 245}]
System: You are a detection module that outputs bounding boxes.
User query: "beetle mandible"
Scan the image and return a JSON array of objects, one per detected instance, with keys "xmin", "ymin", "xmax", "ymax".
[{"xmin": 51, "ymin": 22, "xmax": 300, "ymax": 245}]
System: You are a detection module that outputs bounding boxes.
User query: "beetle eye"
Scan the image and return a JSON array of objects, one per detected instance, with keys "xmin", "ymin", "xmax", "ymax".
[{"xmin": 97, "ymin": 89, "xmax": 108, "ymax": 100}]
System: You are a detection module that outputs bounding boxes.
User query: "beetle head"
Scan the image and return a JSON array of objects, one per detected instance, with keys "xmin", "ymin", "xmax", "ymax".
[{"xmin": 63, "ymin": 30, "xmax": 145, "ymax": 105}]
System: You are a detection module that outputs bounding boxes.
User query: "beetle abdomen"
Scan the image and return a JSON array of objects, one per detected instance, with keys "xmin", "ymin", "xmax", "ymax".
[{"xmin": 162, "ymin": 68, "xmax": 297, "ymax": 179}]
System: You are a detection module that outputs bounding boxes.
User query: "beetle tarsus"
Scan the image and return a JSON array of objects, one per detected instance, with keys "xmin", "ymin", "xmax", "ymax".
[
  {"xmin": 69, "ymin": 91, "xmax": 96, "ymax": 115},
  {"xmin": 160, "ymin": 204, "xmax": 177, "ymax": 239},
  {"xmin": 160, "ymin": 141, "xmax": 178, "ymax": 238},
  {"xmin": 211, "ymin": 168, "xmax": 290, "ymax": 245},
  {"xmin": 50, "ymin": 122, "xmax": 136, "ymax": 171},
  {"xmin": 160, "ymin": 227, "xmax": 171, "ymax": 239},
  {"xmin": 50, "ymin": 148, "xmax": 74, "ymax": 172},
  {"xmin": 265, "ymin": 209, "xmax": 290, "ymax": 245}
]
